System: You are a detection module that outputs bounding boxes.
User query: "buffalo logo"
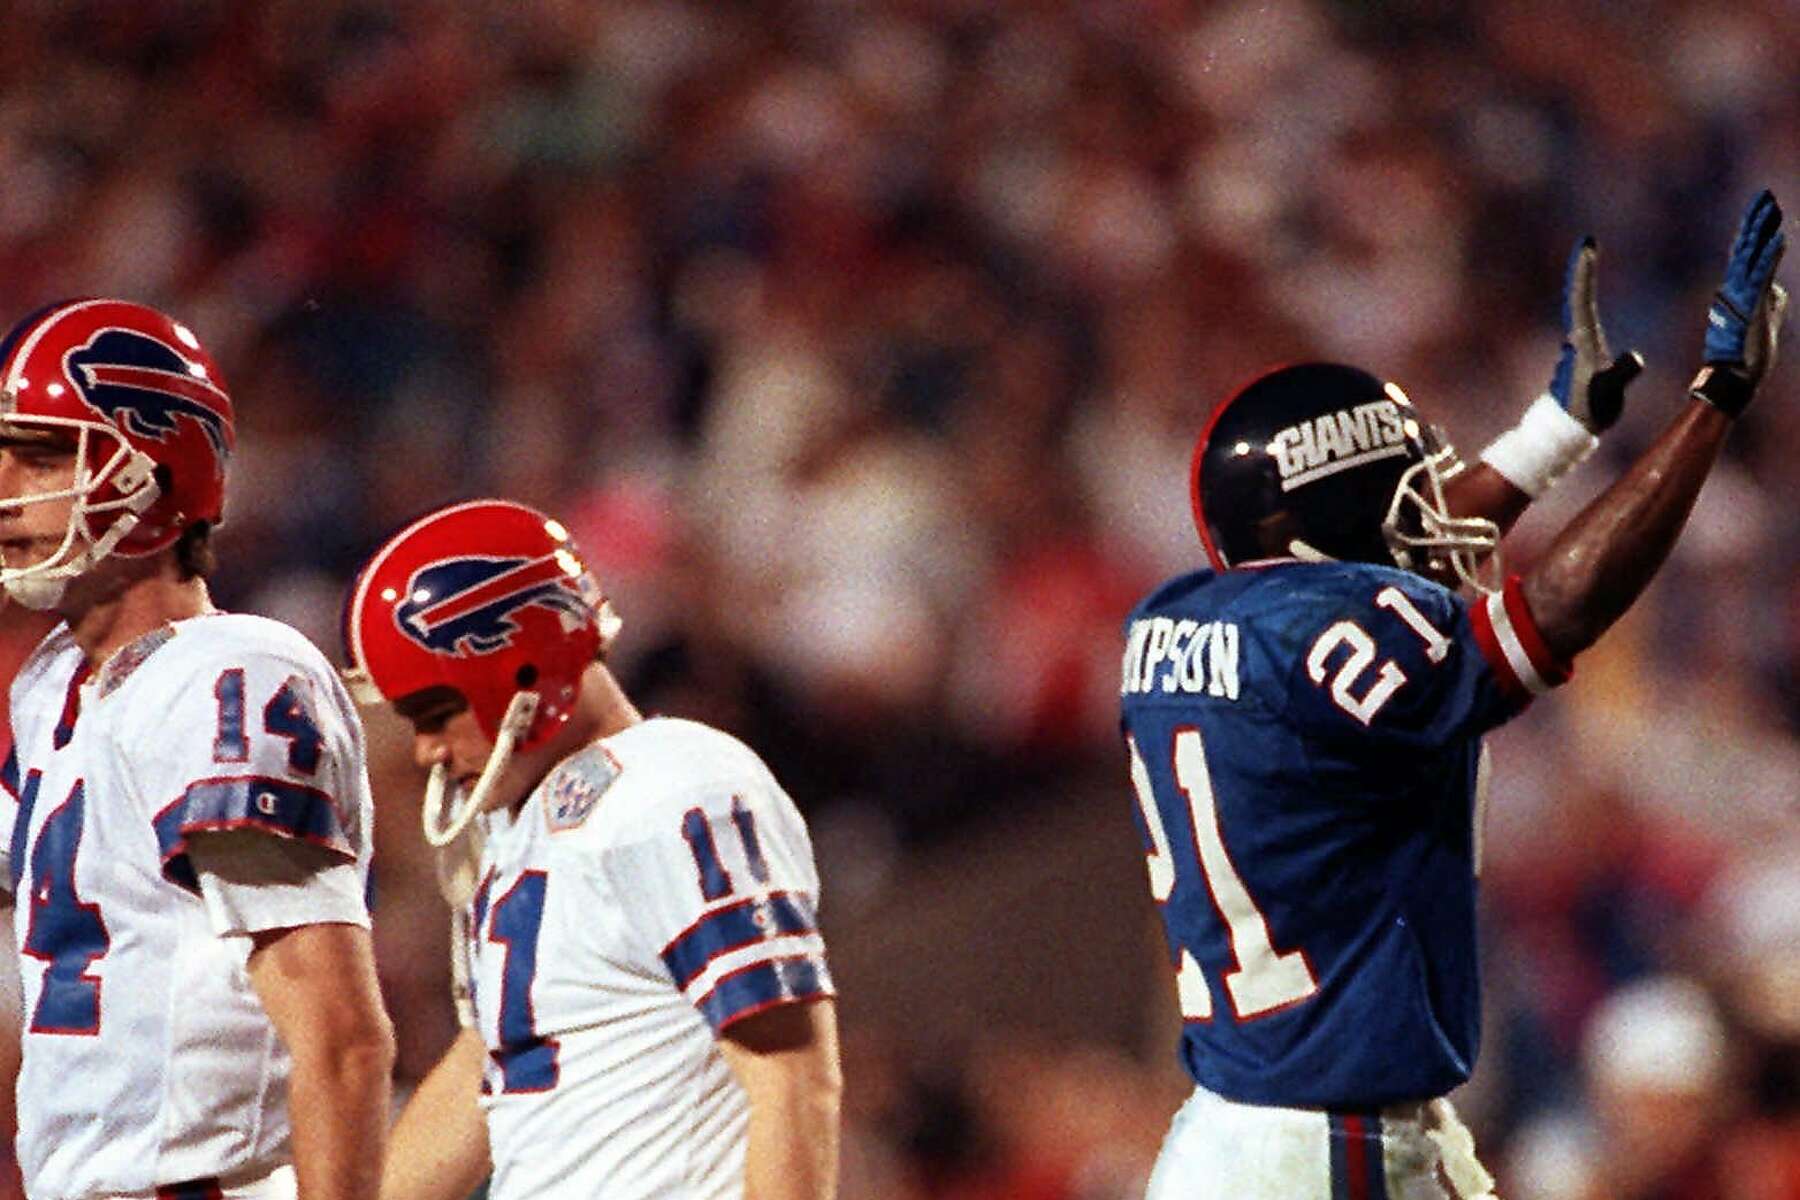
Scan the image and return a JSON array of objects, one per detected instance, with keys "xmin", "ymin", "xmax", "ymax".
[
  {"xmin": 395, "ymin": 554, "xmax": 594, "ymax": 657},
  {"xmin": 65, "ymin": 328, "xmax": 232, "ymax": 456}
]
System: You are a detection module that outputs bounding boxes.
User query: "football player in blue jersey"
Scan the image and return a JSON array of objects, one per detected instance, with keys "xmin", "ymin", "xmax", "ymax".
[{"xmin": 1122, "ymin": 189, "xmax": 1787, "ymax": 1200}]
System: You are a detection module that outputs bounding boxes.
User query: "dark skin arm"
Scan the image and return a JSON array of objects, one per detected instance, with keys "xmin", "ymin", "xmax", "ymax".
[
  {"xmin": 1444, "ymin": 462, "xmax": 1533, "ymax": 539},
  {"xmin": 1521, "ymin": 398, "xmax": 1730, "ymax": 660}
]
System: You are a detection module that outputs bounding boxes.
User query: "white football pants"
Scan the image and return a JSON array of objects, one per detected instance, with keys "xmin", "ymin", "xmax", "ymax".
[{"xmin": 1145, "ymin": 1084, "xmax": 1498, "ymax": 1200}]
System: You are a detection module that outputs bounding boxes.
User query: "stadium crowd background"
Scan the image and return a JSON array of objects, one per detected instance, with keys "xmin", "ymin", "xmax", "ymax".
[{"xmin": 0, "ymin": 1, "xmax": 1797, "ymax": 1196}]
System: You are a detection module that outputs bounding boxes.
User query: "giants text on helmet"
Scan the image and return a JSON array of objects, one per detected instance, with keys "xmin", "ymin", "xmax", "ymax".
[{"xmin": 1267, "ymin": 396, "xmax": 1411, "ymax": 492}]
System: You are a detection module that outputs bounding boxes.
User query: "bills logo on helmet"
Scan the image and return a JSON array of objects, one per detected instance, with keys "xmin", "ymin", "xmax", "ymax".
[
  {"xmin": 65, "ymin": 328, "xmax": 232, "ymax": 455},
  {"xmin": 395, "ymin": 554, "xmax": 595, "ymax": 657}
]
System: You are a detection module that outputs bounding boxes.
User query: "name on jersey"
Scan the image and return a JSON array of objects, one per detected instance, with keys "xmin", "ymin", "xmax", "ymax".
[
  {"xmin": 1270, "ymin": 399, "xmax": 1410, "ymax": 491},
  {"xmin": 1120, "ymin": 618, "xmax": 1240, "ymax": 698}
]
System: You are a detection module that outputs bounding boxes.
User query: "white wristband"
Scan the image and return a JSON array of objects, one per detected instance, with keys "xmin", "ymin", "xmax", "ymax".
[{"xmin": 1479, "ymin": 393, "xmax": 1599, "ymax": 498}]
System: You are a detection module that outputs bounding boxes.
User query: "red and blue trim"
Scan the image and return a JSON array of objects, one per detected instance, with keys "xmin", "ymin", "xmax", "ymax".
[
  {"xmin": 660, "ymin": 892, "xmax": 818, "ymax": 991},
  {"xmin": 697, "ymin": 954, "xmax": 831, "ymax": 1031},
  {"xmin": 51, "ymin": 661, "xmax": 92, "ymax": 749},
  {"xmin": 6, "ymin": 766, "xmax": 39, "ymax": 894},
  {"xmin": 153, "ymin": 776, "xmax": 352, "ymax": 892},
  {"xmin": 1328, "ymin": 1113, "xmax": 1389, "ymax": 1200}
]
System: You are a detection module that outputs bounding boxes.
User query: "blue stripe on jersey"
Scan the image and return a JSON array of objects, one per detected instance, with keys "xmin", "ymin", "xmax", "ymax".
[
  {"xmin": 153, "ymin": 776, "xmax": 352, "ymax": 892},
  {"xmin": 695, "ymin": 954, "xmax": 829, "ymax": 1030},
  {"xmin": 660, "ymin": 892, "xmax": 818, "ymax": 990},
  {"xmin": 8, "ymin": 769, "xmax": 42, "ymax": 894},
  {"xmin": 1328, "ymin": 1114, "xmax": 1388, "ymax": 1200},
  {"xmin": 472, "ymin": 870, "xmax": 496, "ymax": 940}
]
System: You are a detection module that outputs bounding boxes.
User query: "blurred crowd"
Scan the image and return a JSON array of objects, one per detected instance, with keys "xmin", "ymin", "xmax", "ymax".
[{"xmin": 0, "ymin": 0, "xmax": 1797, "ymax": 1196}]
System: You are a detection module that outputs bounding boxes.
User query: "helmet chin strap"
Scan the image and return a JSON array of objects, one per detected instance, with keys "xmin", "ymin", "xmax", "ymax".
[
  {"xmin": 434, "ymin": 821, "xmax": 487, "ymax": 909},
  {"xmin": 4, "ymin": 571, "xmax": 70, "ymax": 610},
  {"xmin": 0, "ymin": 433, "xmax": 158, "ymax": 610},
  {"xmin": 1, "ymin": 509, "xmax": 147, "ymax": 611},
  {"xmin": 420, "ymin": 689, "xmax": 541, "ymax": 849}
]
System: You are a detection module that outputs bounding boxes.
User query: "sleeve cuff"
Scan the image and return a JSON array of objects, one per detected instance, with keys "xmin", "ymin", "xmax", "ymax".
[
  {"xmin": 704, "ymin": 956, "xmax": 835, "ymax": 1032},
  {"xmin": 659, "ymin": 892, "xmax": 835, "ymax": 1031},
  {"xmin": 194, "ymin": 858, "xmax": 371, "ymax": 936},
  {"xmin": 1470, "ymin": 575, "xmax": 1572, "ymax": 699},
  {"xmin": 154, "ymin": 776, "xmax": 355, "ymax": 894}
]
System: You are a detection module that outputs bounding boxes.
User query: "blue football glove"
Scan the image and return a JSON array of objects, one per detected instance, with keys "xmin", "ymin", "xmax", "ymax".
[
  {"xmin": 1693, "ymin": 189, "xmax": 1787, "ymax": 415},
  {"xmin": 1549, "ymin": 236, "xmax": 1644, "ymax": 433}
]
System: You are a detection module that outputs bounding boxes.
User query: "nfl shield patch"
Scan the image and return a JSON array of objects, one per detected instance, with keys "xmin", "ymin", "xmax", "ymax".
[{"xmin": 544, "ymin": 747, "xmax": 620, "ymax": 832}]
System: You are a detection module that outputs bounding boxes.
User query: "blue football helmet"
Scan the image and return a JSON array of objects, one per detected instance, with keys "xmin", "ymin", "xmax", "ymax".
[{"xmin": 1190, "ymin": 362, "xmax": 1499, "ymax": 591}]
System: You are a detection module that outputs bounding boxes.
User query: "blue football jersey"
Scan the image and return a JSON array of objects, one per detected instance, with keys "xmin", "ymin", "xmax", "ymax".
[{"xmin": 1119, "ymin": 560, "xmax": 1568, "ymax": 1109}]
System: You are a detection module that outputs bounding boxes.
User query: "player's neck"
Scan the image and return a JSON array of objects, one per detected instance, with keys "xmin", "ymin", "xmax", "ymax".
[
  {"xmin": 62, "ymin": 569, "xmax": 215, "ymax": 671},
  {"xmin": 583, "ymin": 661, "xmax": 642, "ymax": 741},
  {"xmin": 504, "ymin": 665, "xmax": 642, "ymax": 816}
]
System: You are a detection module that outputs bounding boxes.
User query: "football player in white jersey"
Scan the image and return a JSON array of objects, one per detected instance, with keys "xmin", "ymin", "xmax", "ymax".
[
  {"xmin": 0, "ymin": 299, "xmax": 395, "ymax": 1200},
  {"xmin": 343, "ymin": 499, "xmax": 841, "ymax": 1200}
]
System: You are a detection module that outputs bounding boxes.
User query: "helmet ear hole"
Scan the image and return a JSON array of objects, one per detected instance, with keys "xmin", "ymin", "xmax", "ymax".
[{"xmin": 515, "ymin": 664, "xmax": 539, "ymax": 689}]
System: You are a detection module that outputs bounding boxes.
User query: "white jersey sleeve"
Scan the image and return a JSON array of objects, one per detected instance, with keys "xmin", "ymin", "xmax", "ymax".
[
  {"xmin": 121, "ymin": 637, "xmax": 367, "ymax": 904},
  {"xmin": 188, "ymin": 830, "xmax": 370, "ymax": 934},
  {"xmin": 602, "ymin": 774, "xmax": 833, "ymax": 1032}
]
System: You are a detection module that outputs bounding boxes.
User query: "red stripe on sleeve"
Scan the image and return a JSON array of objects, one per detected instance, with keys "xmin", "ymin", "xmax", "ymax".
[
  {"xmin": 1469, "ymin": 592, "xmax": 1528, "ymax": 701},
  {"xmin": 1499, "ymin": 575, "xmax": 1572, "ymax": 687}
]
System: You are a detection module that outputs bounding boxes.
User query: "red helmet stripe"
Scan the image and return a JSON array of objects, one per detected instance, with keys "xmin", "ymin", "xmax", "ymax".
[
  {"xmin": 409, "ymin": 554, "xmax": 568, "ymax": 632},
  {"xmin": 77, "ymin": 363, "xmax": 230, "ymax": 417},
  {"xmin": 1189, "ymin": 396, "xmax": 1232, "ymax": 572}
]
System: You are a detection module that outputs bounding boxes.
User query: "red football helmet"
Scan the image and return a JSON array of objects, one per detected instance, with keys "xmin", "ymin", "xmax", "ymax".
[
  {"xmin": 0, "ymin": 298, "xmax": 235, "ymax": 605},
  {"xmin": 346, "ymin": 499, "xmax": 621, "ymax": 848},
  {"xmin": 345, "ymin": 498, "xmax": 620, "ymax": 750}
]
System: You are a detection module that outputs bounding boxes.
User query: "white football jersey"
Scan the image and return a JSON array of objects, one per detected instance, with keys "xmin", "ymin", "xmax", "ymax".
[
  {"xmin": 464, "ymin": 716, "xmax": 834, "ymax": 1200},
  {"xmin": 0, "ymin": 615, "xmax": 375, "ymax": 1200}
]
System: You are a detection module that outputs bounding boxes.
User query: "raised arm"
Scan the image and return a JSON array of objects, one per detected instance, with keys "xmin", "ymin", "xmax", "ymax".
[
  {"xmin": 1523, "ymin": 190, "xmax": 1787, "ymax": 660},
  {"xmin": 1450, "ymin": 235, "xmax": 1647, "ymax": 535}
]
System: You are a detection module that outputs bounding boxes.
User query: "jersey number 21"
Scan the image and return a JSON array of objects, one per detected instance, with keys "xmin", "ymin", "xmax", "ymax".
[
  {"xmin": 1127, "ymin": 730, "xmax": 1316, "ymax": 1021},
  {"xmin": 1127, "ymin": 585, "xmax": 1455, "ymax": 1021}
]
